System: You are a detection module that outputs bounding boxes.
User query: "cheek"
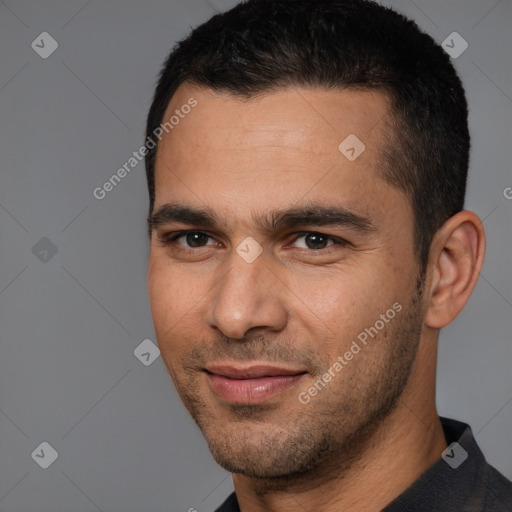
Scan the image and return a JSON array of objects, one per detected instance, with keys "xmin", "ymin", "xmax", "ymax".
[
  {"xmin": 301, "ymin": 267, "xmax": 403, "ymax": 352},
  {"xmin": 147, "ymin": 256, "xmax": 211, "ymax": 357},
  {"xmin": 148, "ymin": 259, "xmax": 187, "ymax": 338}
]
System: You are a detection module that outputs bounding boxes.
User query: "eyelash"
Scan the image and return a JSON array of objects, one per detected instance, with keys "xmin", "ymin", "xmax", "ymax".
[{"xmin": 157, "ymin": 230, "xmax": 348, "ymax": 252}]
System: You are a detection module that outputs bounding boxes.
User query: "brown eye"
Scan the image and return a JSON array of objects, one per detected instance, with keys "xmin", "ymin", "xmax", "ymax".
[
  {"xmin": 304, "ymin": 233, "xmax": 331, "ymax": 250},
  {"xmin": 291, "ymin": 232, "xmax": 340, "ymax": 250},
  {"xmin": 182, "ymin": 232, "xmax": 210, "ymax": 248},
  {"xmin": 159, "ymin": 231, "xmax": 216, "ymax": 249}
]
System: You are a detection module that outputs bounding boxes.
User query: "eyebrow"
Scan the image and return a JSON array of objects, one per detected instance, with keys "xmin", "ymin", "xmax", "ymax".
[{"xmin": 147, "ymin": 202, "xmax": 376, "ymax": 235}]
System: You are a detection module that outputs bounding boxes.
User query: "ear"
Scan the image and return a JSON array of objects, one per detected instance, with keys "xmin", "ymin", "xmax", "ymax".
[{"xmin": 424, "ymin": 210, "xmax": 486, "ymax": 329}]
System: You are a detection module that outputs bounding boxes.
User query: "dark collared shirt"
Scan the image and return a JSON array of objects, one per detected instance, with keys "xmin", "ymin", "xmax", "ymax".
[{"xmin": 214, "ymin": 417, "xmax": 512, "ymax": 511}]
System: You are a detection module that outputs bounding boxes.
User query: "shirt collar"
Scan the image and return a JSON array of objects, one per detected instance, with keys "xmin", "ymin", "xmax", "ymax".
[{"xmin": 383, "ymin": 417, "xmax": 487, "ymax": 511}]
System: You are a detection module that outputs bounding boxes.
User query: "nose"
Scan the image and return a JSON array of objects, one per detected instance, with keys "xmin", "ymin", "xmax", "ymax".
[{"xmin": 204, "ymin": 250, "xmax": 288, "ymax": 339}]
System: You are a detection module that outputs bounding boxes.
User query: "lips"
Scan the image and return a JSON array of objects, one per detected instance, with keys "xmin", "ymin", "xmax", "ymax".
[{"xmin": 204, "ymin": 364, "xmax": 307, "ymax": 404}]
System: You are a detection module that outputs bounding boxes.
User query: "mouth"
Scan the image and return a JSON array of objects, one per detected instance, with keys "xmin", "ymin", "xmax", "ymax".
[{"xmin": 204, "ymin": 363, "xmax": 307, "ymax": 404}]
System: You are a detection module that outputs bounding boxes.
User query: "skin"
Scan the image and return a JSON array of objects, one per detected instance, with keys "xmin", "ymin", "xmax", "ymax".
[{"xmin": 147, "ymin": 84, "xmax": 486, "ymax": 511}]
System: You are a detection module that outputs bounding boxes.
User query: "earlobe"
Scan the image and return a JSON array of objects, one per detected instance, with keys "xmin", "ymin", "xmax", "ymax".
[{"xmin": 425, "ymin": 211, "xmax": 486, "ymax": 329}]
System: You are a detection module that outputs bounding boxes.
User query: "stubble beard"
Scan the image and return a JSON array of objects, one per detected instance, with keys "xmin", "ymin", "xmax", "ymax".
[{"xmin": 173, "ymin": 280, "xmax": 425, "ymax": 489}]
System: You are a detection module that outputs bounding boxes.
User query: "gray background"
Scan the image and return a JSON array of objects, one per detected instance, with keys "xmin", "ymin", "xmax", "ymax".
[{"xmin": 0, "ymin": 0, "xmax": 510, "ymax": 511}]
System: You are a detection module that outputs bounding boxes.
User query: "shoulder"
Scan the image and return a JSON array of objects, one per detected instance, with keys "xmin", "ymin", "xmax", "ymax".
[
  {"xmin": 213, "ymin": 492, "xmax": 239, "ymax": 512},
  {"xmin": 482, "ymin": 463, "xmax": 512, "ymax": 511}
]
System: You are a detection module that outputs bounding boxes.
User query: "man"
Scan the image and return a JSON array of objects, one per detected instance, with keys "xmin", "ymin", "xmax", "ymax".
[{"xmin": 144, "ymin": 0, "xmax": 512, "ymax": 510}]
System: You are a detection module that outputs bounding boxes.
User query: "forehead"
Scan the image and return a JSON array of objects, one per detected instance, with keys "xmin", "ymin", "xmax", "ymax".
[
  {"xmin": 153, "ymin": 84, "xmax": 407, "ymax": 226},
  {"xmin": 158, "ymin": 83, "xmax": 390, "ymax": 157}
]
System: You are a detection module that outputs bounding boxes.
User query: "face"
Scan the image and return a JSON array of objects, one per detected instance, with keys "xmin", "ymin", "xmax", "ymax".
[{"xmin": 147, "ymin": 84, "xmax": 425, "ymax": 479}]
